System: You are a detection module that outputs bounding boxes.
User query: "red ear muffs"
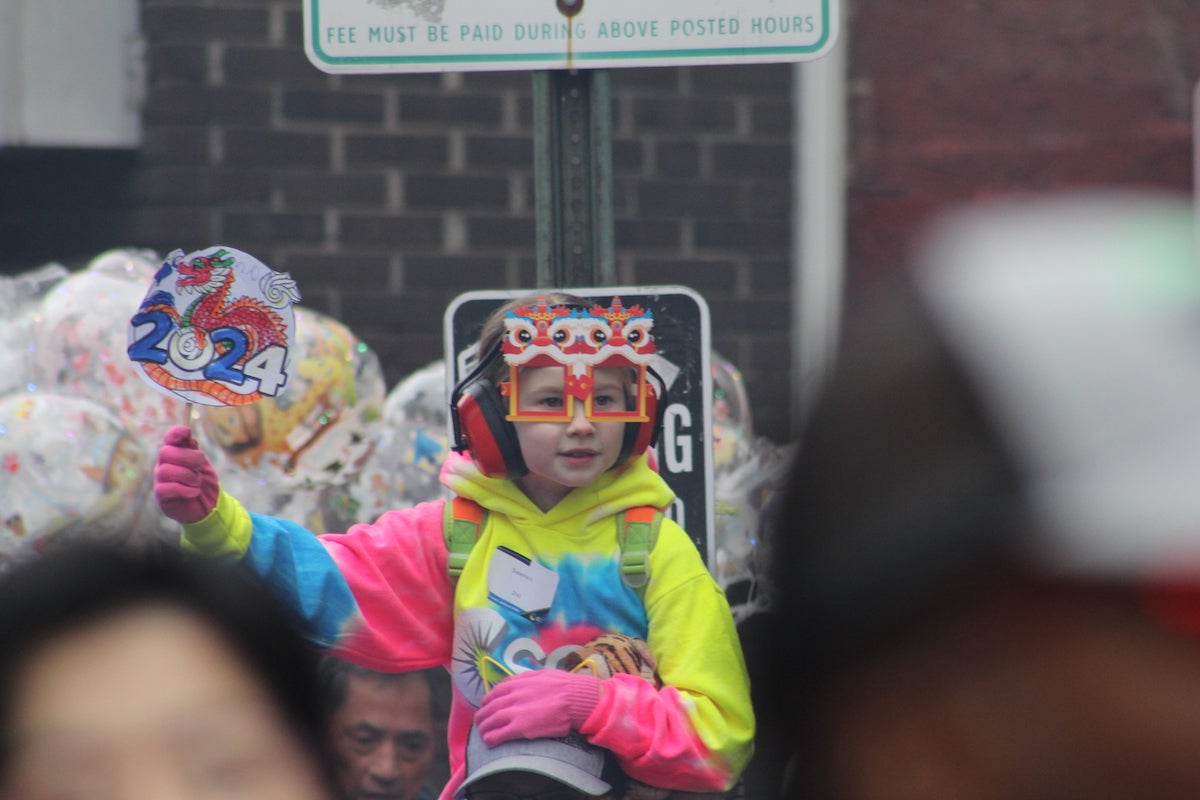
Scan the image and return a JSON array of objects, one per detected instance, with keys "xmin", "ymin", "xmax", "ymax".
[
  {"xmin": 454, "ymin": 378, "xmax": 527, "ymax": 479},
  {"xmin": 617, "ymin": 385, "xmax": 660, "ymax": 466}
]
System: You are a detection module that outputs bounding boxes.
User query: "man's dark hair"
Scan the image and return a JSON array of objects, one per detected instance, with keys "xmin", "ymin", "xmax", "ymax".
[{"xmin": 318, "ymin": 656, "xmax": 451, "ymax": 724}]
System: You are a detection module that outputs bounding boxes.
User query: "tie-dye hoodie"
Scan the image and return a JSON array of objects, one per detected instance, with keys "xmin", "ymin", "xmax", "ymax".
[{"xmin": 181, "ymin": 451, "xmax": 754, "ymax": 800}]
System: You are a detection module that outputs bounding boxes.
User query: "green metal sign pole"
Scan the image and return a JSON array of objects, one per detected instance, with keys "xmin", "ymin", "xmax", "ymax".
[{"xmin": 533, "ymin": 69, "xmax": 615, "ymax": 289}]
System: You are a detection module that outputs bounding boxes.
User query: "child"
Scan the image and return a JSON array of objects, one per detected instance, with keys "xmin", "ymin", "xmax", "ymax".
[{"xmin": 154, "ymin": 292, "xmax": 755, "ymax": 800}]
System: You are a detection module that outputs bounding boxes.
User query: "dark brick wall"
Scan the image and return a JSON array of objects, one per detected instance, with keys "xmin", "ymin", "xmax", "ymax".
[
  {"xmin": 847, "ymin": 0, "xmax": 1199, "ymax": 293},
  {"xmin": 9, "ymin": 2, "xmax": 1196, "ymax": 442},
  {"xmin": 0, "ymin": 0, "xmax": 796, "ymax": 443}
]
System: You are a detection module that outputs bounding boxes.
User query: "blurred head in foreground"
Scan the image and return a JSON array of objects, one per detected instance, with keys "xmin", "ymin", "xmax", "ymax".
[
  {"xmin": 767, "ymin": 191, "xmax": 1200, "ymax": 799},
  {"xmin": 0, "ymin": 541, "xmax": 338, "ymax": 800}
]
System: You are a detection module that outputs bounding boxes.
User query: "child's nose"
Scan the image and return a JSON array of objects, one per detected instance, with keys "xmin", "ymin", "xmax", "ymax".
[{"xmin": 566, "ymin": 403, "xmax": 595, "ymax": 434}]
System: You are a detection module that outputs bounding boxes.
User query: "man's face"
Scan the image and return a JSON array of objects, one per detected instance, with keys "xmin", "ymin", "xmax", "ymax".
[{"xmin": 329, "ymin": 672, "xmax": 436, "ymax": 800}]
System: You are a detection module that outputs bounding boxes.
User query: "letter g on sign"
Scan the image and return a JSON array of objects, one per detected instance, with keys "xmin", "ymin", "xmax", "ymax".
[{"xmin": 662, "ymin": 403, "xmax": 694, "ymax": 473}]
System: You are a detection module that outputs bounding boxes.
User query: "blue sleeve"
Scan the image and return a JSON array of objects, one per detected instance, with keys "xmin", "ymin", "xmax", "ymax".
[{"xmin": 243, "ymin": 512, "xmax": 361, "ymax": 649}]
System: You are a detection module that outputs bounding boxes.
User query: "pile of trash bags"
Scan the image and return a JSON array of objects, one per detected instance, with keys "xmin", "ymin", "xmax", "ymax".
[{"xmin": 0, "ymin": 248, "xmax": 792, "ymax": 620}]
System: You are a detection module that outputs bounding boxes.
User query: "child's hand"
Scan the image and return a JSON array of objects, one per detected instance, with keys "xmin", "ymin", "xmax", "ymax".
[
  {"xmin": 475, "ymin": 669, "xmax": 602, "ymax": 745},
  {"xmin": 155, "ymin": 425, "xmax": 220, "ymax": 524}
]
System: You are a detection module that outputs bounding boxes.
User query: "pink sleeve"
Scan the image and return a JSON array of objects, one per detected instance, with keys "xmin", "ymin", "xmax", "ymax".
[
  {"xmin": 578, "ymin": 529, "xmax": 755, "ymax": 792},
  {"xmin": 321, "ymin": 500, "xmax": 455, "ymax": 672},
  {"xmin": 580, "ymin": 673, "xmax": 733, "ymax": 792}
]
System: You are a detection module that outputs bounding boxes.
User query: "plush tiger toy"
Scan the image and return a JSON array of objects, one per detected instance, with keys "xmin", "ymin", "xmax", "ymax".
[{"xmin": 564, "ymin": 634, "xmax": 746, "ymax": 800}]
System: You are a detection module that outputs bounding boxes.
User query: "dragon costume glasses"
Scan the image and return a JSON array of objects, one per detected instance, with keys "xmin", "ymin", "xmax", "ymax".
[{"xmin": 499, "ymin": 297, "xmax": 658, "ymax": 424}]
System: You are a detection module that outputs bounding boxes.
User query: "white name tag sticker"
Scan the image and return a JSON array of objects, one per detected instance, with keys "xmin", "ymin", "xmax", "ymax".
[{"xmin": 487, "ymin": 546, "xmax": 559, "ymax": 621}]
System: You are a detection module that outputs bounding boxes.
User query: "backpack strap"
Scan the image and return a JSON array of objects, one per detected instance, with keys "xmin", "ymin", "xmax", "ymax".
[
  {"xmin": 618, "ymin": 506, "xmax": 663, "ymax": 592},
  {"xmin": 445, "ymin": 498, "xmax": 661, "ymax": 592},
  {"xmin": 444, "ymin": 496, "xmax": 487, "ymax": 582}
]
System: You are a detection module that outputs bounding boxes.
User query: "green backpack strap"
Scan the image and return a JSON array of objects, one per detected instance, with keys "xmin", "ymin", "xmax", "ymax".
[
  {"xmin": 446, "ymin": 499, "xmax": 660, "ymax": 592},
  {"xmin": 618, "ymin": 506, "xmax": 663, "ymax": 593},
  {"xmin": 444, "ymin": 496, "xmax": 488, "ymax": 582}
]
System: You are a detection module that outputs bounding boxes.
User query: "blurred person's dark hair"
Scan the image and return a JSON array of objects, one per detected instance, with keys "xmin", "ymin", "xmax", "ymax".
[
  {"xmin": 762, "ymin": 190, "xmax": 1200, "ymax": 798},
  {"xmin": 0, "ymin": 538, "xmax": 339, "ymax": 793}
]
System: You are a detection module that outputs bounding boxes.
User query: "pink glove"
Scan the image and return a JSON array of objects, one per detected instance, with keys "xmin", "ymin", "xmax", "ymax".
[
  {"xmin": 155, "ymin": 425, "xmax": 220, "ymax": 524},
  {"xmin": 474, "ymin": 669, "xmax": 602, "ymax": 746}
]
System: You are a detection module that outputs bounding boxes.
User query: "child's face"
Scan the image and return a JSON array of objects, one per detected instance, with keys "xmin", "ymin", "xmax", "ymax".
[{"xmin": 512, "ymin": 366, "xmax": 629, "ymax": 512}]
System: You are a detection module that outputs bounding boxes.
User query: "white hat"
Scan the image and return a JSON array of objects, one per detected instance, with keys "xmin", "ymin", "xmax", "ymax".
[{"xmin": 913, "ymin": 190, "xmax": 1200, "ymax": 577}]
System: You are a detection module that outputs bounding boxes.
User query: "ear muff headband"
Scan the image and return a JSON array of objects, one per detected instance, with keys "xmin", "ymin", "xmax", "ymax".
[
  {"xmin": 450, "ymin": 346, "xmax": 528, "ymax": 479},
  {"xmin": 618, "ymin": 364, "xmax": 667, "ymax": 465},
  {"xmin": 450, "ymin": 344, "xmax": 500, "ymax": 453},
  {"xmin": 455, "ymin": 377, "xmax": 528, "ymax": 479}
]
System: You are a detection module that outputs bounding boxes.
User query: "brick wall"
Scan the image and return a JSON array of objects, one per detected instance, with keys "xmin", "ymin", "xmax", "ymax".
[
  {"xmin": 847, "ymin": 0, "xmax": 1198, "ymax": 293},
  {"xmin": 10, "ymin": 2, "xmax": 1195, "ymax": 442},
  {"xmin": 0, "ymin": 0, "xmax": 795, "ymax": 443}
]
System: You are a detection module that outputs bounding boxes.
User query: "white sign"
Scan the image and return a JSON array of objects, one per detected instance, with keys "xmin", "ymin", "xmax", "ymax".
[{"xmin": 305, "ymin": 0, "xmax": 838, "ymax": 74}]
